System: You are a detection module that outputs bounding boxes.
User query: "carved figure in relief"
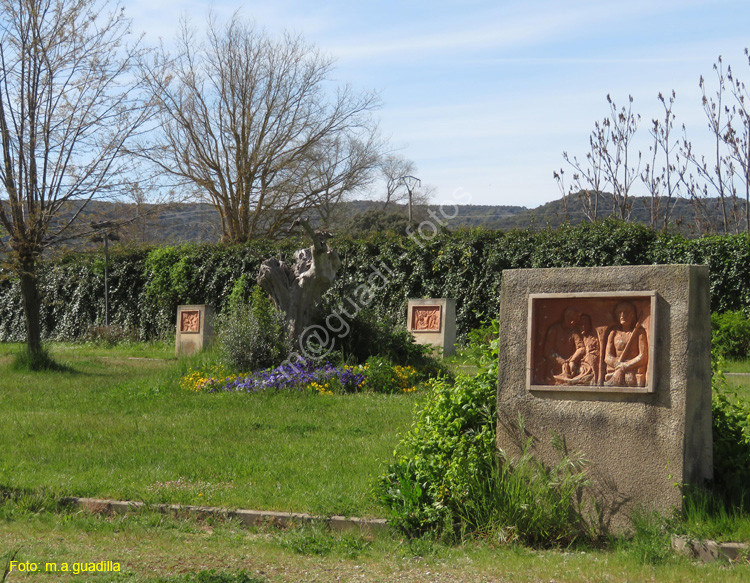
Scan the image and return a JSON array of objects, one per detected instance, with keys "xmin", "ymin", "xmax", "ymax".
[
  {"xmin": 181, "ymin": 311, "xmax": 200, "ymax": 333},
  {"xmin": 542, "ymin": 307, "xmax": 584, "ymax": 384},
  {"xmin": 559, "ymin": 313, "xmax": 600, "ymax": 385},
  {"xmin": 413, "ymin": 307, "xmax": 440, "ymax": 331},
  {"xmin": 604, "ymin": 301, "xmax": 648, "ymax": 387}
]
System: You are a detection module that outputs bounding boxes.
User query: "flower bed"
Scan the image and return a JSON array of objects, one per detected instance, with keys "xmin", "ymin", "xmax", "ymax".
[{"xmin": 180, "ymin": 357, "xmax": 420, "ymax": 395}]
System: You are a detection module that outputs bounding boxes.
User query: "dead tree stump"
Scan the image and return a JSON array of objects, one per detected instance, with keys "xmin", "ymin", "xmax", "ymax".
[{"xmin": 257, "ymin": 219, "xmax": 341, "ymax": 340}]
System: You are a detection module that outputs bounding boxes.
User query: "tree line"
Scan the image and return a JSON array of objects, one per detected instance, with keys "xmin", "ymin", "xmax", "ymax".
[{"xmin": 2, "ymin": 221, "xmax": 750, "ymax": 344}]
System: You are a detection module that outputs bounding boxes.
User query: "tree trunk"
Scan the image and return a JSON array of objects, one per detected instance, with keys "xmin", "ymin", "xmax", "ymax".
[
  {"xmin": 18, "ymin": 254, "xmax": 43, "ymax": 356},
  {"xmin": 257, "ymin": 220, "xmax": 340, "ymax": 340}
]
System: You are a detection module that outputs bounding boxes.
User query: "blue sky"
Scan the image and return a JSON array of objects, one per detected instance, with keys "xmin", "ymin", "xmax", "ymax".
[{"xmin": 127, "ymin": 0, "xmax": 750, "ymax": 208}]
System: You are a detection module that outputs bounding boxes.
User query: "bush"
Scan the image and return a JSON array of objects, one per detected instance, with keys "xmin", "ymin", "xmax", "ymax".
[
  {"xmin": 711, "ymin": 310, "xmax": 750, "ymax": 360},
  {"xmin": 216, "ymin": 285, "xmax": 291, "ymax": 373},
  {"xmin": 376, "ymin": 322, "xmax": 592, "ymax": 545},
  {"xmin": 362, "ymin": 356, "xmax": 420, "ymax": 394},
  {"xmin": 376, "ymin": 370, "xmax": 499, "ymax": 538},
  {"xmin": 711, "ymin": 360, "xmax": 750, "ymax": 506}
]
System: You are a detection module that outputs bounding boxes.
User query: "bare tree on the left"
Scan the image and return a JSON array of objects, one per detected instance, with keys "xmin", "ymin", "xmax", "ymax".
[{"xmin": 0, "ymin": 0, "xmax": 152, "ymax": 364}]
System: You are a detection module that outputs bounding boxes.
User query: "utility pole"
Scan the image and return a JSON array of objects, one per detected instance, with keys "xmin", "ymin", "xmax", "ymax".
[
  {"xmin": 399, "ymin": 175, "xmax": 421, "ymax": 225},
  {"xmin": 91, "ymin": 222, "xmax": 120, "ymax": 327}
]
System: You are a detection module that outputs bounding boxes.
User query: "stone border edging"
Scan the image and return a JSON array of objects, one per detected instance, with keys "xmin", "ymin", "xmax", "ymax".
[
  {"xmin": 672, "ymin": 535, "xmax": 749, "ymax": 563},
  {"xmin": 63, "ymin": 497, "xmax": 389, "ymax": 534}
]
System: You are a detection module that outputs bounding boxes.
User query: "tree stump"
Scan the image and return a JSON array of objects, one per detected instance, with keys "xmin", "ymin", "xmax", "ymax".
[{"xmin": 257, "ymin": 219, "xmax": 341, "ymax": 339}]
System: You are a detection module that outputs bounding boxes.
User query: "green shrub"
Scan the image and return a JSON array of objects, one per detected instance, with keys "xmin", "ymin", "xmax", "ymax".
[
  {"xmin": 711, "ymin": 310, "xmax": 750, "ymax": 360},
  {"xmin": 376, "ymin": 322, "xmax": 592, "ymax": 545},
  {"xmin": 330, "ymin": 309, "xmax": 423, "ymax": 363},
  {"xmin": 376, "ymin": 370, "xmax": 499, "ymax": 538},
  {"xmin": 711, "ymin": 360, "xmax": 750, "ymax": 506},
  {"xmin": 216, "ymin": 286, "xmax": 291, "ymax": 373},
  {"xmin": 361, "ymin": 356, "xmax": 420, "ymax": 394}
]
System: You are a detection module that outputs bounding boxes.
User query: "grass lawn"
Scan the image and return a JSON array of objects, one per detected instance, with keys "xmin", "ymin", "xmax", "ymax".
[
  {"xmin": 720, "ymin": 358, "xmax": 750, "ymax": 401},
  {"xmin": 1, "ymin": 507, "xmax": 749, "ymax": 582},
  {"xmin": 2, "ymin": 343, "xmax": 750, "ymax": 581},
  {"xmin": 0, "ymin": 343, "xmax": 419, "ymax": 517}
]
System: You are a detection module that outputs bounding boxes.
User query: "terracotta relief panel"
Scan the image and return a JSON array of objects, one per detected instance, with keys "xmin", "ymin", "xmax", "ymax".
[
  {"xmin": 411, "ymin": 305, "xmax": 442, "ymax": 332},
  {"xmin": 180, "ymin": 310, "xmax": 201, "ymax": 334},
  {"xmin": 528, "ymin": 293, "xmax": 656, "ymax": 392}
]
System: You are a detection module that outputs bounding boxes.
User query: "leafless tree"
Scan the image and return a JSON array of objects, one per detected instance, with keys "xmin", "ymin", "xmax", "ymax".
[
  {"xmin": 597, "ymin": 95, "xmax": 642, "ymax": 221},
  {"xmin": 379, "ymin": 154, "xmax": 413, "ymax": 208},
  {"xmin": 640, "ymin": 91, "xmax": 686, "ymax": 230},
  {"xmin": 140, "ymin": 13, "xmax": 382, "ymax": 243},
  {"xmin": 557, "ymin": 131, "xmax": 609, "ymax": 223},
  {"xmin": 0, "ymin": 0, "xmax": 152, "ymax": 361},
  {"xmin": 725, "ymin": 50, "xmax": 750, "ymax": 231},
  {"xmin": 557, "ymin": 95, "xmax": 640, "ymax": 223},
  {"xmin": 682, "ymin": 57, "xmax": 740, "ymax": 234},
  {"xmin": 375, "ymin": 153, "xmax": 434, "ymax": 219}
]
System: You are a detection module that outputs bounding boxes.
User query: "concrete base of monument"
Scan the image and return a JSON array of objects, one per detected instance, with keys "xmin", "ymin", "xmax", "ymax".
[
  {"xmin": 497, "ymin": 265, "xmax": 713, "ymax": 533},
  {"xmin": 63, "ymin": 496, "xmax": 388, "ymax": 534}
]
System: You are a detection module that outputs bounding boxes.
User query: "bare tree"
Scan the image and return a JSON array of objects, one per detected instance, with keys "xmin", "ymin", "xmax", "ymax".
[
  {"xmin": 378, "ymin": 154, "xmax": 435, "ymax": 216},
  {"xmin": 725, "ymin": 50, "xmax": 750, "ymax": 231},
  {"xmin": 640, "ymin": 91, "xmax": 686, "ymax": 230},
  {"xmin": 682, "ymin": 57, "xmax": 739, "ymax": 234},
  {"xmin": 0, "ymin": 0, "xmax": 151, "ymax": 361},
  {"xmin": 557, "ymin": 95, "xmax": 640, "ymax": 223},
  {"xmin": 597, "ymin": 95, "xmax": 642, "ymax": 221},
  {"xmin": 140, "ymin": 14, "xmax": 381, "ymax": 243},
  {"xmin": 379, "ymin": 154, "xmax": 414, "ymax": 208},
  {"xmin": 558, "ymin": 130, "xmax": 610, "ymax": 223}
]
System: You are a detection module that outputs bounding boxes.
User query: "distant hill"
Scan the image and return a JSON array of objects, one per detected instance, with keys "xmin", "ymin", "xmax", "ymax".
[{"xmin": 12, "ymin": 193, "xmax": 747, "ymax": 251}]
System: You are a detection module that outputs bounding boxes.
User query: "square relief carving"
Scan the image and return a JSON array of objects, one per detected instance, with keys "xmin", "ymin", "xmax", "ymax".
[
  {"xmin": 180, "ymin": 310, "xmax": 201, "ymax": 334},
  {"xmin": 410, "ymin": 305, "xmax": 442, "ymax": 333},
  {"xmin": 527, "ymin": 292, "xmax": 656, "ymax": 393}
]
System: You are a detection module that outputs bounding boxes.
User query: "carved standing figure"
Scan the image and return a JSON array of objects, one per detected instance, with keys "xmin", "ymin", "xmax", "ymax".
[
  {"xmin": 257, "ymin": 219, "xmax": 341, "ymax": 340},
  {"xmin": 604, "ymin": 301, "xmax": 648, "ymax": 387}
]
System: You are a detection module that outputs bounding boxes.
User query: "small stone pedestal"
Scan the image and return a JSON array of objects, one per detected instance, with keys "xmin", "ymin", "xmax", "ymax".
[
  {"xmin": 407, "ymin": 298, "xmax": 456, "ymax": 357},
  {"xmin": 175, "ymin": 305, "xmax": 215, "ymax": 356}
]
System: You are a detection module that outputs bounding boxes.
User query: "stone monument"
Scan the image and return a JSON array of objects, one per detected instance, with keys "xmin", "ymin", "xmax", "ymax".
[
  {"xmin": 496, "ymin": 265, "xmax": 712, "ymax": 532},
  {"xmin": 175, "ymin": 304, "xmax": 215, "ymax": 356},
  {"xmin": 407, "ymin": 298, "xmax": 456, "ymax": 356}
]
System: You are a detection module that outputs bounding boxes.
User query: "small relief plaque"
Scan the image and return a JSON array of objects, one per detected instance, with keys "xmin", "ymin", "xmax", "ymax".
[
  {"xmin": 528, "ymin": 292, "xmax": 656, "ymax": 393},
  {"xmin": 411, "ymin": 305, "xmax": 442, "ymax": 333},
  {"xmin": 180, "ymin": 310, "xmax": 201, "ymax": 334}
]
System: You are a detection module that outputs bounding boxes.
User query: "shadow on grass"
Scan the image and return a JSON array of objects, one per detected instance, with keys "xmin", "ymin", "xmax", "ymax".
[
  {"xmin": 10, "ymin": 346, "xmax": 77, "ymax": 374},
  {"xmin": 0, "ymin": 484, "xmax": 71, "ymax": 515}
]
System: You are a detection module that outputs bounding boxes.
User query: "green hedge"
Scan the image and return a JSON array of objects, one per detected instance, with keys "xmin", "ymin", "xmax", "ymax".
[{"xmin": 2, "ymin": 220, "xmax": 750, "ymax": 342}]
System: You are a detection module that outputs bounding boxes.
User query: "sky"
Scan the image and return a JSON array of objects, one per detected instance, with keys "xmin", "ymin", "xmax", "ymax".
[{"xmin": 126, "ymin": 0, "xmax": 750, "ymax": 209}]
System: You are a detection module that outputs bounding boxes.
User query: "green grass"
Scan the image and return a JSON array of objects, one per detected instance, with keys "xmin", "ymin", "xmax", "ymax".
[
  {"xmin": 0, "ymin": 506, "xmax": 748, "ymax": 582},
  {"xmin": 0, "ymin": 342, "xmax": 418, "ymax": 517},
  {"xmin": 721, "ymin": 358, "xmax": 750, "ymax": 401},
  {"xmin": 2, "ymin": 342, "xmax": 750, "ymax": 581}
]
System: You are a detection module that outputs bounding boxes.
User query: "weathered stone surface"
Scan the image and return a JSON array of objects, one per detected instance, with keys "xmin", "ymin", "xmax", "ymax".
[{"xmin": 496, "ymin": 265, "xmax": 712, "ymax": 533}]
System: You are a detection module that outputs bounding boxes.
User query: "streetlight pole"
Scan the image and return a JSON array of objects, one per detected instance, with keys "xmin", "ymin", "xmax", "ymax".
[
  {"xmin": 90, "ymin": 222, "xmax": 120, "ymax": 327},
  {"xmin": 399, "ymin": 175, "xmax": 421, "ymax": 225}
]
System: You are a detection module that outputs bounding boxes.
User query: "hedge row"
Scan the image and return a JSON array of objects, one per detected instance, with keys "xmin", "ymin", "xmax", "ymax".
[{"xmin": 2, "ymin": 220, "xmax": 750, "ymax": 343}]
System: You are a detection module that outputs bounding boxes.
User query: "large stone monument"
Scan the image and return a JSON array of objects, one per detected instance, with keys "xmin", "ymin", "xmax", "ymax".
[
  {"xmin": 407, "ymin": 298, "xmax": 456, "ymax": 356},
  {"xmin": 175, "ymin": 304, "xmax": 215, "ymax": 356},
  {"xmin": 496, "ymin": 265, "xmax": 712, "ymax": 532}
]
